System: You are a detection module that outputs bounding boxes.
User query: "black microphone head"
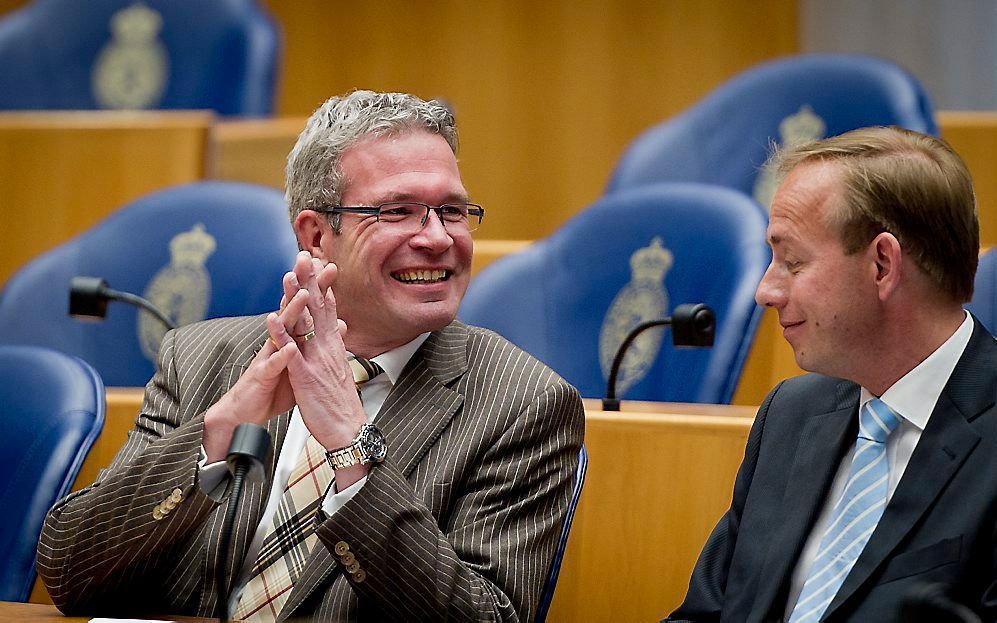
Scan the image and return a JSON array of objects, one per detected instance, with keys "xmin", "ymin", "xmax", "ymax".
[
  {"xmin": 226, "ymin": 423, "xmax": 272, "ymax": 483},
  {"xmin": 69, "ymin": 276, "xmax": 110, "ymax": 320},
  {"xmin": 670, "ymin": 303, "xmax": 715, "ymax": 347}
]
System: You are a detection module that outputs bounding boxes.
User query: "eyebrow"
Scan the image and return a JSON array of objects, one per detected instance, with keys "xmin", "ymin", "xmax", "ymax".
[{"xmin": 374, "ymin": 190, "xmax": 472, "ymax": 204}]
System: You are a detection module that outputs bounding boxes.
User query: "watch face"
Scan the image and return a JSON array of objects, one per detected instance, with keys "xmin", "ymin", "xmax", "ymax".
[{"xmin": 360, "ymin": 424, "xmax": 387, "ymax": 462}]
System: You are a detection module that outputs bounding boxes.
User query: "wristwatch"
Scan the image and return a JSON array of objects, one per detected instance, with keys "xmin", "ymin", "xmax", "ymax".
[{"xmin": 325, "ymin": 423, "xmax": 387, "ymax": 469}]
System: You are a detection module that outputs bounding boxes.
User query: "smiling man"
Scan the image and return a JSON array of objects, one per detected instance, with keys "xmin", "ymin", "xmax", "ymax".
[
  {"xmin": 38, "ymin": 91, "xmax": 584, "ymax": 622},
  {"xmin": 666, "ymin": 127, "xmax": 997, "ymax": 622}
]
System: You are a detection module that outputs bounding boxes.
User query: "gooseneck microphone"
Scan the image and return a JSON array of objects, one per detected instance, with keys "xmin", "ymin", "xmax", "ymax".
[
  {"xmin": 68, "ymin": 276, "xmax": 176, "ymax": 330},
  {"xmin": 216, "ymin": 423, "xmax": 271, "ymax": 623},
  {"xmin": 899, "ymin": 583, "xmax": 981, "ymax": 623},
  {"xmin": 602, "ymin": 303, "xmax": 716, "ymax": 411}
]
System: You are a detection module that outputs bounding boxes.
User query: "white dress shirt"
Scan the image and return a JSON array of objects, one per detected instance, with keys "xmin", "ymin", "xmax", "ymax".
[
  {"xmin": 783, "ymin": 311, "xmax": 973, "ymax": 618},
  {"xmin": 198, "ymin": 332, "xmax": 429, "ymax": 609}
]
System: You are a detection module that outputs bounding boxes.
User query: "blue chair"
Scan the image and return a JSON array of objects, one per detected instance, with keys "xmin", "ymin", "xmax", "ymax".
[
  {"xmin": 460, "ymin": 183, "xmax": 770, "ymax": 404},
  {"xmin": 535, "ymin": 445, "xmax": 588, "ymax": 623},
  {"xmin": 0, "ymin": 345, "xmax": 104, "ymax": 602},
  {"xmin": 967, "ymin": 248, "xmax": 997, "ymax": 333},
  {"xmin": 606, "ymin": 54, "xmax": 937, "ymax": 209},
  {"xmin": 0, "ymin": 181, "xmax": 299, "ymax": 387},
  {"xmin": 0, "ymin": 0, "xmax": 280, "ymax": 116}
]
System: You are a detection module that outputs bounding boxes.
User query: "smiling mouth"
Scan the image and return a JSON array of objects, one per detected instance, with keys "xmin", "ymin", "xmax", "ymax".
[{"xmin": 392, "ymin": 269, "xmax": 451, "ymax": 284}]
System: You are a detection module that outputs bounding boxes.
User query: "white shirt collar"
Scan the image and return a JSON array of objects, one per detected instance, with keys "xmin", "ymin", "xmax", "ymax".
[
  {"xmin": 349, "ymin": 332, "xmax": 431, "ymax": 386},
  {"xmin": 860, "ymin": 311, "xmax": 974, "ymax": 430}
]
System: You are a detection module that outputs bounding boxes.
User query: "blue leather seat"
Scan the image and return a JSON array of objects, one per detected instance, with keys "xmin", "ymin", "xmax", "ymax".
[
  {"xmin": 0, "ymin": 345, "xmax": 104, "ymax": 602},
  {"xmin": 535, "ymin": 445, "xmax": 587, "ymax": 623},
  {"xmin": 459, "ymin": 183, "xmax": 770, "ymax": 404},
  {"xmin": 967, "ymin": 248, "xmax": 997, "ymax": 333},
  {"xmin": 606, "ymin": 54, "xmax": 937, "ymax": 208},
  {"xmin": 0, "ymin": 0, "xmax": 280, "ymax": 116},
  {"xmin": 0, "ymin": 181, "xmax": 299, "ymax": 387}
]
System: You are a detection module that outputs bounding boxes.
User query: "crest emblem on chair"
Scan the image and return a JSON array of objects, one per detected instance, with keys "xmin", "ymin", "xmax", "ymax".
[
  {"xmin": 92, "ymin": 2, "xmax": 169, "ymax": 110},
  {"xmin": 598, "ymin": 237, "xmax": 673, "ymax": 395},
  {"xmin": 753, "ymin": 105, "xmax": 827, "ymax": 209},
  {"xmin": 139, "ymin": 224, "xmax": 215, "ymax": 362}
]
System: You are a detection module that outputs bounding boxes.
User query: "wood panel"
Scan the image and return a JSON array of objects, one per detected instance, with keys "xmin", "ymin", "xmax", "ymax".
[
  {"xmin": 0, "ymin": 111, "xmax": 212, "ymax": 285},
  {"xmin": 260, "ymin": 0, "xmax": 799, "ymax": 241},
  {"xmin": 939, "ymin": 111, "xmax": 997, "ymax": 248}
]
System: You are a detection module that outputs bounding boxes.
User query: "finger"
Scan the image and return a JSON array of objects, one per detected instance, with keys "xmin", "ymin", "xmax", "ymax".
[
  {"xmin": 279, "ymin": 288, "xmax": 309, "ymax": 330},
  {"xmin": 338, "ymin": 318, "xmax": 347, "ymax": 337},
  {"xmin": 280, "ymin": 271, "xmax": 299, "ymax": 312},
  {"xmin": 317, "ymin": 261, "xmax": 337, "ymax": 295},
  {"xmin": 267, "ymin": 311, "xmax": 300, "ymax": 355},
  {"xmin": 301, "ymin": 256, "xmax": 333, "ymax": 332}
]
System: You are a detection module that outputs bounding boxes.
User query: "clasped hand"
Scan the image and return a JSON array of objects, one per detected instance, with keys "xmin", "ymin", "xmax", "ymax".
[{"xmin": 203, "ymin": 251, "xmax": 366, "ymax": 463}]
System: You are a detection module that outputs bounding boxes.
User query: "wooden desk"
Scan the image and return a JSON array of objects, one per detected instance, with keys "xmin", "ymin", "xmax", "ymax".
[
  {"xmin": 33, "ymin": 391, "xmax": 755, "ymax": 622},
  {"xmin": 0, "ymin": 601, "xmax": 212, "ymax": 621}
]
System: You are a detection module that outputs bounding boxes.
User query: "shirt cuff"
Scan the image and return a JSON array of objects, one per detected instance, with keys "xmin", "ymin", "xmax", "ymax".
[
  {"xmin": 198, "ymin": 445, "xmax": 231, "ymax": 502},
  {"xmin": 322, "ymin": 475, "xmax": 368, "ymax": 516}
]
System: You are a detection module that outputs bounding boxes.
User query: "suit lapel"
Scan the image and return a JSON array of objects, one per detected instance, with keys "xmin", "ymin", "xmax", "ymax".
[
  {"xmin": 823, "ymin": 319, "xmax": 994, "ymax": 619},
  {"xmin": 279, "ymin": 323, "xmax": 469, "ymax": 619},
  {"xmin": 750, "ymin": 381, "xmax": 858, "ymax": 622}
]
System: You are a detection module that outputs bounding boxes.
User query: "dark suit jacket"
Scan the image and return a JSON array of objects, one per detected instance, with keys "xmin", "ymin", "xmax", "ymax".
[
  {"xmin": 37, "ymin": 315, "xmax": 585, "ymax": 622},
  {"xmin": 667, "ymin": 317, "xmax": 997, "ymax": 623}
]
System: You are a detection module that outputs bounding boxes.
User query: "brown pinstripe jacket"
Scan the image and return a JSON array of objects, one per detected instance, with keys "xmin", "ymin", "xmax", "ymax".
[{"xmin": 37, "ymin": 314, "xmax": 585, "ymax": 622}]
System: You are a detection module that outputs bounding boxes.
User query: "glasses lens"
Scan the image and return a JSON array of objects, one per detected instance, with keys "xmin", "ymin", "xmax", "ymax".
[{"xmin": 376, "ymin": 203, "xmax": 481, "ymax": 233}]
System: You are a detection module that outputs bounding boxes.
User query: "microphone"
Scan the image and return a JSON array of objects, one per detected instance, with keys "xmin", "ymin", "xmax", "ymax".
[
  {"xmin": 216, "ymin": 423, "xmax": 271, "ymax": 623},
  {"xmin": 69, "ymin": 276, "xmax": 176, "ymax": 330},
  {"xmin": 900, "ymin": 583, "xmax": 980, "ymax": 623},
  {"xmin": 602, "ymin": 303, "xmax": 716, "ymax": 411}
]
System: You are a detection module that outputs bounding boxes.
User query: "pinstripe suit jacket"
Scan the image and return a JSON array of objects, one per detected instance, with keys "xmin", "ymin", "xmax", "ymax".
[{"xmin": 38, "ymin": 314, "xmax": 585, "ymax": 622}]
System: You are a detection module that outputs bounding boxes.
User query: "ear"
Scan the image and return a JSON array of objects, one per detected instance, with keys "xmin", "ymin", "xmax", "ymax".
[
  {"xmin": 871, "ymin": 232, "xmax": 903, "ymax": 302},
  {"xmin": 294, "ymin": 210, "xmax": 334, "ymax": 260}
]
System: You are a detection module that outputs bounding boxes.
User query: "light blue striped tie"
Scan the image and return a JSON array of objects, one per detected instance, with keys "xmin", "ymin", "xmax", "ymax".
[{"xmin": 788, "ymin": 398, "xmax": 901, "ymax": 623}]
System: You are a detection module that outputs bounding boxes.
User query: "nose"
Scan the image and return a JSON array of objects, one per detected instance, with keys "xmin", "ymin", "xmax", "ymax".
[
  {"xmin": 410, "ymin": 208, "xmax": 454, "ymax": 253},
  {"xmin": 754, "ymin": 263, "xmax": 786, "ymax": 309}
]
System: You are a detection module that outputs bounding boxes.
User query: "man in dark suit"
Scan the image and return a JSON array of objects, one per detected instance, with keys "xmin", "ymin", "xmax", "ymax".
[
  {"xmin": 38, "ymin": 90, "xmax": 584, "ymax": 622},
  {"xmin": 666, "ymin": 126, "xmax": 997, "ymax": 622}
]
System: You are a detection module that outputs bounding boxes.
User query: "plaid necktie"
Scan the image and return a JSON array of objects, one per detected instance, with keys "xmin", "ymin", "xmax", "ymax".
[
  {"xmin": 233, "ymin": 357, "xmax": 383, "ymax": 622},
  {"xmin": 788, "ymin": 399, "xmax": 901, "ymax": 623}
]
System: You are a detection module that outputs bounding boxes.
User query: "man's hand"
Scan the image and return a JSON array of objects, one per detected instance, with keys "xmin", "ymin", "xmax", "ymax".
[{"xmin": 270, "ymin": 252, "xmax": 370, "ymax": 488}]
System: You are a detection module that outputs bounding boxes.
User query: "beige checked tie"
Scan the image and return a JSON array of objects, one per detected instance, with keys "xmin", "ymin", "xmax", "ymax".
[{"xmin": 232, "ymin": 356, "xmax": 383, "ymax": 622}]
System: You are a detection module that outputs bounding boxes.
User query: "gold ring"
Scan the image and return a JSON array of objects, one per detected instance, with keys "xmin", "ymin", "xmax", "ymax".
[{"xmin": 292, "ymin": 330, "xmax": 316, "ymax": 343}]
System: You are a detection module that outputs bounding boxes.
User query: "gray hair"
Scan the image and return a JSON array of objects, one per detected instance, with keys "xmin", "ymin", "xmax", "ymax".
[{"xmin": 285, "ymin": 90, "xmax": 459, "ymax": 231}]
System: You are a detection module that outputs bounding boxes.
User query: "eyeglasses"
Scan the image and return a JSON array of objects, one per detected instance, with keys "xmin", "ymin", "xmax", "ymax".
[{"xmin": 313, "ymin": 202, "xmax": 485, "ymax": 233}]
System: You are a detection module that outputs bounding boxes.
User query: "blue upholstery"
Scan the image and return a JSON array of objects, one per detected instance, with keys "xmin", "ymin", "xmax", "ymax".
[
  {"xmin": 606, "ymin": 54, "xmax": 937, "ymax": 202},
  {"xmin": 535, "ymin": 445, "xmax": 587, "ymax": 623},
  {"xmin": 460, "ymin": 183, "xmax": 770, "ymax": 404},
  {"xmin": 0, "ymin": 181, "xmax": 299, "ymax": 387},
  {"xmin": 0, "ymin": 345, "xmax": 104, "ymax": 602},
  {"xmin": 0, "ymin": 0, "xmax": 280, "ymax": 116},
  {"xmin": 967, "ymin": 248, "xmax": 997, "ymax": 333}
]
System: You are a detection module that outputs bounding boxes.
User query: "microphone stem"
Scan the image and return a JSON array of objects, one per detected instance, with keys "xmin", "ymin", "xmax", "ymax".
[
  {"xmin": 603, "ymin": 319, "xmax": 670, "ymax": 410},
  {"xmin": 216, "ymin": 463, "xmax": 249, "ymax": 623},
  {"xmin": 104, "ymin": 287, "xmax": 176, "ymax": 330}
]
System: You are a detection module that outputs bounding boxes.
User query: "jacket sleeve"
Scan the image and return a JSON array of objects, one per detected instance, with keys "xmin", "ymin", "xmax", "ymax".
[
  {"xmin": 663, "ymin": 382, "xmax": 782, "ymax": 623},
  {"xmin": 315, "ymin": 379, "xmax": 585, "ymax": 622},
  {"xmin": 36, "ymin": 328, "xmax": 222, "ymax": 615}
]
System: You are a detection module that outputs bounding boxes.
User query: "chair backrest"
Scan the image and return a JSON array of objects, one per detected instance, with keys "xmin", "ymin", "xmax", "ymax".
[
  {"xmin": 535, "ymin": 445, "xmax": 588, "ymax": 623},
  {"xmin": 0, "ymin": 0, "xmax": 280, "ymax": 116},
  {"xmin": 0, "ymin": 181, "xmax": 299, "ymax": 387},
  {"xmin": 606, "ymin": 54, "xmax": 937, "ymax": 209},
  {"xmin": 966, "ymin": 248, "xmax": 997, "ymax": 333},
  {"xmin": 459, "ymin": 183, "xmax": 770, "ymax": 404},
  {"xmin": 0, "ymin": 345, "xmax": 104, "ymax": 602}
]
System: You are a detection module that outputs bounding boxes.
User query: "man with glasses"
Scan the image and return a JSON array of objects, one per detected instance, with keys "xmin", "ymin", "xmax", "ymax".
[{"xmin": 39, "ymin": 91, "xmax": 585, "ymax": 622}]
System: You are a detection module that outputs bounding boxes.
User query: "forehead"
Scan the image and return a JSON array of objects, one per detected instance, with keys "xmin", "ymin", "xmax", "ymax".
[
  {"xmin": 767, "ymin": 160, "xmax": 845, "ymax": 246},
  {"xmin": 338, "ymin": 131, "xmax": 466, "ymax": 203}
]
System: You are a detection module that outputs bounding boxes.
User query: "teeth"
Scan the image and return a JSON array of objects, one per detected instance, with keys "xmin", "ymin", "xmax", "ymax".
[{"xmin": 394, "ymin": 270, "xmax": 449, "ymax": 283}]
